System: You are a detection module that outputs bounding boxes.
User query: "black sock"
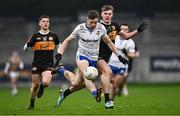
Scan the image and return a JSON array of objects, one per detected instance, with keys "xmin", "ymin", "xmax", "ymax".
[
  {"xmin": 40, "ymin": 83, "xmax": 45, "ymax": 88},
  {"xmin": 63, "ymin": 89, "xmax": 72, "ymax": 98},
  {"xmin": 30, "ymin": 98, "xmax": 35, "ymax": 107},
  {"xmin": 104, "ymin": 93, "xmax": 110, "ymax": 103}
]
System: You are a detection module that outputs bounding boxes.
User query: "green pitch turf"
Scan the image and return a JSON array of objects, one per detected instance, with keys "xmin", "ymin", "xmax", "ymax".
[{"xmin": 0, "ymin": 84, "xmax": 180, "ymax": 115}]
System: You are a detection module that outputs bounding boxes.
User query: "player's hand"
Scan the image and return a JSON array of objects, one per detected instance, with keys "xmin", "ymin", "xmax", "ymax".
[
  {"xmin": 54, "ymin": 53, "xmax": 62, "ymax": 67},
  {"xmin": 23, "ymin": 44, "xmax": 28, "ymax": 51},
  {"xmin": 118, "ymin": 55, "xmax": 129, "ymax": 65},
  {"xmin": 137, "ymin": 22, "xmax": 148, "ymax": 32},
  {"xmin": 122, "ymin": 48, "xmax": 127, "ymax": 56},
  {"xmin": 55, "ymin": 53, "xmax": 62, "ymax": 61}
]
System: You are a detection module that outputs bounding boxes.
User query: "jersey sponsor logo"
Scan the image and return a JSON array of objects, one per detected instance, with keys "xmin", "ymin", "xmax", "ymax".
[
  {"xmin": 80, "ymin": 25, "xmax": 84, "ymax": 29},
  {"xmin": 81, "ymin": 38, "xmax": 98, "ymax": 42},
  {"xmin": 108, "ymin": 26, "xmax": 116, "ymax": 32},
  {"xmin": 80, "ymin": 30, "xmax": 86, "ymax": 33},
  {"xmin": 107, "ymin": 26, "xmax": 117, "ymax": 40},
  {"xmin": 48, "ymin": 36, "xmax": 53, "ymax": 41},
  {"xmin": 108, "ymin": 31, "xmax": 117, "ymax": 40},
  {"xmin": 33, "ymin": 41, "xmax": 55, "ymax": 50},
  {"xmin": 96, "ymin": 31, "xmax": 100, "ymax": 35},
  {"xmin": 32, "ymin": 66, "xmax": 37, "ymax": 71},
  {"xmin": 37, "ymin": 37, "xmax": 41, "ymax": 40},
  {"xmin": 78, "ymin": 48, "xmax": 99, "ymax": 56},
  {"xmin": 43, "ymin": 37, "xmax": 47, "ymax": 41}
]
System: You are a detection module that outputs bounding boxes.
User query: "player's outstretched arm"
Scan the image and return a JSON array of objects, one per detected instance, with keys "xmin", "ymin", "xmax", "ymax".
[
  {"xmin": 58, "ymin": 35, "xmax": 73, "ymax": 55},
  {"xmin": 119, "ymin": 22, "xmax": 148, "ymax": 39},
  {"xmin": 54, "ymin": 35, "xmax": 73, "ymax": 67}
]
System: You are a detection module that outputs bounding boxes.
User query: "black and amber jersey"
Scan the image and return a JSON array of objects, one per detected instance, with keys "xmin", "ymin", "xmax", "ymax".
[
  {"xmin": 26, "ymin": 31, "xmax": 60, "ymax": 67},
  {"xmin": 99, "ymin": 21, "xmax": 120, "ymax": 62}
]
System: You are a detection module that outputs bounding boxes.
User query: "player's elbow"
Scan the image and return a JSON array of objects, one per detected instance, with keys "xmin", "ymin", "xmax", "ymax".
[
  {"xmin": 128, "ymin": 52, "xmax": 138, "ymax": 58},
  {"xmin": 27, "ymin": 42, "xmax": 34, "ymax": 47}
]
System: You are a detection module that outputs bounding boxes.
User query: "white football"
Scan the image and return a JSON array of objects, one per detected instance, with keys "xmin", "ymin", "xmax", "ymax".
[{"xmin": 83, "ymin": 66, "xmax": 98, "ymax": 81}]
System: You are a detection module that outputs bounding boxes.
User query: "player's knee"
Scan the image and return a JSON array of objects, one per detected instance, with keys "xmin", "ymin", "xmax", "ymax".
[
  {"xmin": 32, "ymin": 80, "xmax": 40, "ymax": 86},
  {"xmin": 71, "ymin": 78, "xmax": 82, "ymax": 87},
  {"xmin": 42, "ymin": 81, "xmax": 50, "ymax": 87},
  {"xmin": 71, "ymin": 82, "xmax": 80, "ymax": 87},
  {"xmin": 123, "ymin": 73, "xmax": 128, "ymax": 79},
  {"xmin": 32, "ymin": 83, "xmax": 39, "ymax": 91},
  {"xmin": 103, "ymin": 69, "xmax": 112, "ymax": 78},
  {"xmin": 113, "ymin": 82, "xmax": 120, "ymax": 89}
]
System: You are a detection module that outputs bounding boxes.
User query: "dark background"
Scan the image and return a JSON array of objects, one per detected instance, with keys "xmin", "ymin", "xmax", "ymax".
[{"xmin": 1, "ymin": 0, "xmax": 179, "ymax": 19}]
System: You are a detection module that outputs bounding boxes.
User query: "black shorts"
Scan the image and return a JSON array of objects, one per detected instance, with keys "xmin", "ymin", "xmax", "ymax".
[
  {"xmin": 98, "ymin": 56, "xmax": 110, "ymax": 63},
  {"xmin": 31, "ymin": 64, "xmax": 53, "ymax": 74},
  {"xmin": 99, "ymin": 36, "xmax": 114, "ymax": 63}
]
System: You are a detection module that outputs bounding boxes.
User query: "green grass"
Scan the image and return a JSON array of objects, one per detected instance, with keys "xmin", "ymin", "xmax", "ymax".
[{"xmin": 0, "ymin": 84, "xmax": 180, "ymax": 115}]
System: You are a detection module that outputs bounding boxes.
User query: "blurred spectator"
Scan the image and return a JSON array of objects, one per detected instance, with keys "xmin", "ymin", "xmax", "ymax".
[{"xmin": 4, "ymin": 51, "xmax": 24, "ymax": 95}]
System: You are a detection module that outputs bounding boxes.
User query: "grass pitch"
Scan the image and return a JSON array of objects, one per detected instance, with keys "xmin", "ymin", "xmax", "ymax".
[{"xmin": 0, "ymin": 84, "xmax": 180, "ymax": 115}]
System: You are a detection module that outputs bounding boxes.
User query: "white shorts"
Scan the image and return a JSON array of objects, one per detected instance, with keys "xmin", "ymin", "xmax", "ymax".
[
  {"xmin": 9, "ymin": 71, "xmax": 20, "ymax": 79},
  {"xmin": 76, "ymin": 54, "xmax": 97, "ymax": 67}
]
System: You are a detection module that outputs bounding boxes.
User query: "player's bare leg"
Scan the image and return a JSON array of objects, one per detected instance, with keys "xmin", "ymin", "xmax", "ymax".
[
  {"xmin": 52, "ymin": 63, "xmax": 83, "ymax": 86},
  {"xmin": 37, "ymin": 70, "xmax": 52, "ymax": 98},
  {"xmin": 56, "ymin": 65, "xmax": 85, "ymax": 107},
  {"xmin": 110, "ymin": 75, "xmax": 124, "ymax": 100},
  {"xmin": 11, "ymin": 77, "xmax": 18, "ymax": 95},
  {"xmin": 97, "ymin": 59, "xmax": 113, "ymax": 109},
  {"xmin": 56, "ymin": 83, "xmax": 85, "ymax": 107},
  {"xmin": 119, "ymin": 73, "xmax": 128, "ymax": 96},
  {"xmin": 76, "ymin": 60, "xmax": 97, "ymax": 96},
  {"xmin": 28, "ymin": 74, "xmax": 41, "ymax": 110}
]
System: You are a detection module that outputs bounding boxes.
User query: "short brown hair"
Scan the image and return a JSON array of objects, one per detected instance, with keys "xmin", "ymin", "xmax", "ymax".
[
  {"xmin": 101, "ymin": 5, "xmax": 114, "ymax": 12},
  {"xmin": 39, "ymin": 15, "xmax": 50, "ymax": 21},
  {"xmin": 121, "ymin": 23, "xmax": 129, "ymax": 27},
  {"xmin": 87, "ymin": 10, "xmax": 100, "ymax": 19}
]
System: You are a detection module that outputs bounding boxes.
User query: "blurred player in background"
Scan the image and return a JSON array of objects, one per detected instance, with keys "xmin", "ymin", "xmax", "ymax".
[
  {"xmin": 109, "ymin": 24, "xmax": 140, "ymax": 101},
  {"xmin": 53, "ymin": 10, "xmax": 128, "ymax": 109},
  {"xmin": 121, "ymin": 26, "xmax": 140, "ymax": 96},
  {"xmin": 97, "ymin": 4, "xmax": 148, "ymax": 105},
  {"xmin": 4, "ymin": 51, "xmax": 24, "ymax": 96},
  {"xmin": 23, "ymin": 15, "xmax": 60, "ymax": 110}
]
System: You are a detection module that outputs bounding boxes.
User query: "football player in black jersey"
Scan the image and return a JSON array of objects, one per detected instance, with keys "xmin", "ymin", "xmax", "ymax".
[
  {"xmin": 24, "ymin": 15, "xmax": 61, "ymax": 110},
  {"xmin": 96, "ymin": 5, "xmax": 148, "ymax": 106}
]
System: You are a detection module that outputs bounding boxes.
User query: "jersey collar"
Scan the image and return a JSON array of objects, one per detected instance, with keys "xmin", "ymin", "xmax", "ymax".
[
  {"xmin": 39, "ymin": 30, "xmax": 50, "ymax": 35},
  {"xmin": 100, "ymin": 20, "xmax": 111, "ymax": 25}
]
